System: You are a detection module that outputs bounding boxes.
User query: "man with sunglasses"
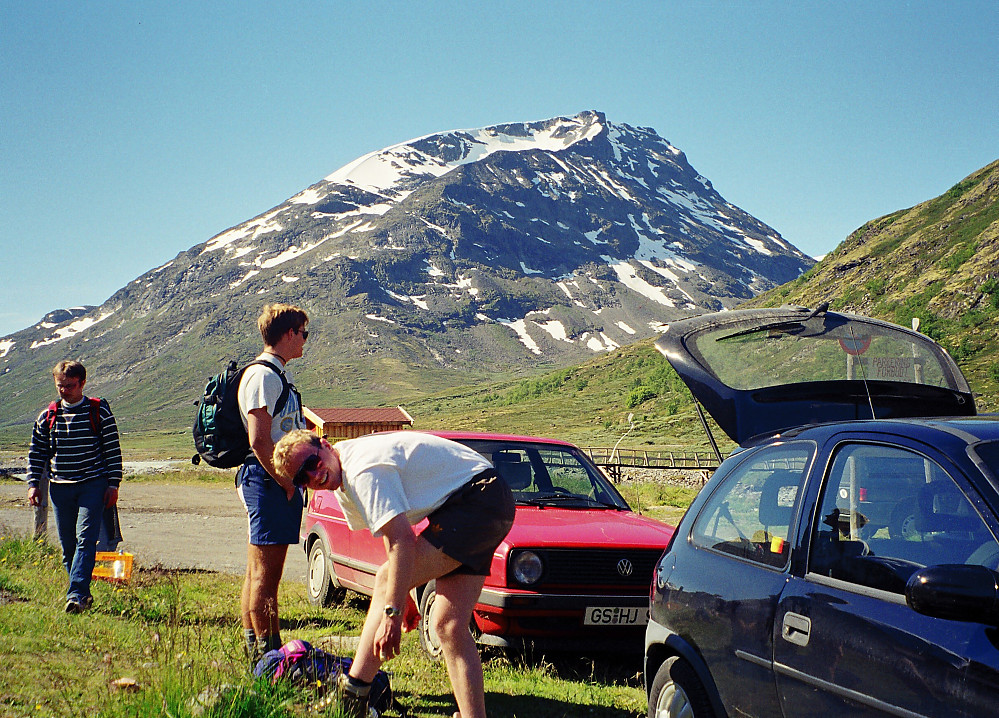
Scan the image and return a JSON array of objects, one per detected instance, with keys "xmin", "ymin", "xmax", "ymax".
[
  {"xmin": 236, "ymin": 303, "xmax": 309, "ymax": 662},
  {"xmin": 273, "ymin": 429, "xmax": 515, "ymax": 718}
]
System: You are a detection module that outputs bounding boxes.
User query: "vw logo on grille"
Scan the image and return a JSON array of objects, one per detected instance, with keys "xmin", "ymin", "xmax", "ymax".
[{"xmin": 616, "ymin": 558, "xmax": 634, "ymax": 577}]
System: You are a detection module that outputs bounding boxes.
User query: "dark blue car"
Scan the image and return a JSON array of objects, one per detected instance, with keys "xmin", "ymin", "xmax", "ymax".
[{"xmin": 645, "ymin": 306, "xmax": 999, "ymax": 718}]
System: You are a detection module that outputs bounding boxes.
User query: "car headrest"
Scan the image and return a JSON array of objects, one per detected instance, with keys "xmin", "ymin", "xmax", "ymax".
[
  {"xmin": 759, "ymin": 469, "xmax": 800, "ymax": 527},
  {"xmin": 915, "ymin": 481, "xmax": 980, "ymax": 533},
  {"xmin": 493, "ymin": 453, "xmax": 533, "ymax": 490}
]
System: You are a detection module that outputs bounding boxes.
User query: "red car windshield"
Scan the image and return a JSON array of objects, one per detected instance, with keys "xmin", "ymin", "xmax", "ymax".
[{"xmin": 455, "ymin": 439, "xmax": 630, "ymax": 510}]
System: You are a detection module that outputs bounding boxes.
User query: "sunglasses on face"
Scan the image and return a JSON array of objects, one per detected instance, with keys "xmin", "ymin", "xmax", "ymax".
[
  {"xmin": 296, "ymin": 328, "xmax": 309, "ymax": 341},
  {"xmin": 293, "ymin": 453, "xmax": 321, "ymax": 487}
]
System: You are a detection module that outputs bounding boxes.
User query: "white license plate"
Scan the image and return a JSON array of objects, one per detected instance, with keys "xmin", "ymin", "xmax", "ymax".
[{"xmin": 583, "ymin": 606, "xmax": 649, "ymax": 626}]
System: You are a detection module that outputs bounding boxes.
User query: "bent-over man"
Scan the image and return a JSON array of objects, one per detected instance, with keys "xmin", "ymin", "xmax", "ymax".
[{"xmin": 273, "ymin": 429, "xmax": 515, "ymax": 718}]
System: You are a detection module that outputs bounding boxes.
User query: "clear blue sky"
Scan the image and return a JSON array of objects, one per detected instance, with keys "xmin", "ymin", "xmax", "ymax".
[{"xmin": 2, "ymin": 1, "xmax": 997, "ymax": 337}]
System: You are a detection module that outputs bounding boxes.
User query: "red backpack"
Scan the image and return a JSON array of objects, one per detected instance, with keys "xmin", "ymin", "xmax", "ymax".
[{"xmin": 46, "ymin": 397, "xmax": 102, "ymax": 440}]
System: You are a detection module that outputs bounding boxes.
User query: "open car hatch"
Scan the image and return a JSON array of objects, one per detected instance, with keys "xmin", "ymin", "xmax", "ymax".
[{"xmin": 656, "ymin": 306, "xmax": 977, "ymax": 444}]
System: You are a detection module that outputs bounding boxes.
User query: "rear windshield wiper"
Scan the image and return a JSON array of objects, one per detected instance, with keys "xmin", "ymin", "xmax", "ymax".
[{"xmin": 716, "ymin": 321, "xmax": 806, "ymax": 342}]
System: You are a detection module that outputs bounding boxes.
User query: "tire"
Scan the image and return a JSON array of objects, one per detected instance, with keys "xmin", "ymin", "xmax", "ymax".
[
  {"xmin": 889, "ymin": 498, "xmax": 919, "ymax": 541},
  {"xmin": 417, "ymin": 580, "xmax": 479, "ymax": 660},
  {"xmin": 306, "ymin": 538, "xmax": 343, "ymax": 607},
  {"xmin": 418, "ymin": 580, "xmax": 445, "ymax": 660},
  {"xmin": 648, "ymin": 656, "xmax": 715, "ymax": 718}
]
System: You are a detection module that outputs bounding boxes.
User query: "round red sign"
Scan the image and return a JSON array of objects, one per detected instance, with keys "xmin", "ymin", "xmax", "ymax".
[{"xmin": 839, "ymin": 336, "xmax": 872, "ymax": 355}]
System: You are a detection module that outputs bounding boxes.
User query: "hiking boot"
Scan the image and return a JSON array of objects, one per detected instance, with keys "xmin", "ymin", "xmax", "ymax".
[
  {"xmin": 64, "ymin": 599, "xmax": 83, "ymax": 614},
  {"xmin": 316, "ymin": 674, "xmax": 374, "ymax": 718},
  {"xmin": 80, "ymin": 595, "xmax": 94, "ymax": 611},
  {"xmin": 338, "ymin": 690, "xmax": 373, "ymax": 718},
  {"xmin": 313, "ymin": 690, "xmax": 376, "ymax": 717}
]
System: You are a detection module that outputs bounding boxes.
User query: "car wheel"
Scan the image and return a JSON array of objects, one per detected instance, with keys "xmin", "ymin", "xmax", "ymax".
[
  {"xmin": 418, "ymin": 580, "xmax": 445, "ymax": 660},
  {"xmin": 417, "ymin": 580, "xmax": 479, "ymax": 661},
  {"xmin": 307, "ymin": 538, "xmax": 343, "ymax": 607},
  {"xmin": 648, "ymin": 656, "xmax": 715, "ymax": 718},
  {"xmin": 889, "ymin": 498, "xmax": 919, "ymax": 541}
]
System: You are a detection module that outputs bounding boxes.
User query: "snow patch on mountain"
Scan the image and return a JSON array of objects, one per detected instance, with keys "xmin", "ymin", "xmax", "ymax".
[
  {"xmin": 324, "ymin": 115, "xmax": 604, "ymax": 196},
  {"xmin": 500, "ymin": 318, "xmax": 542, "ymax": 355},
  {"xmin": 30, "ymin": 311, "xmax": 114, "ymax": 349},
  {"xmin": 203, "ymin": 208, "xmax": 285, "ymax": 254},
  {"xmin": 602, "ymin": 257, "xmax": 680, "ymax": 308}
]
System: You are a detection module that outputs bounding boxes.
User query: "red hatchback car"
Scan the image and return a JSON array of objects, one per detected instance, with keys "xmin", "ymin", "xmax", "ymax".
[{"xmin": 302, "ymin": 431, "xmax": 675, "ymax": 654}]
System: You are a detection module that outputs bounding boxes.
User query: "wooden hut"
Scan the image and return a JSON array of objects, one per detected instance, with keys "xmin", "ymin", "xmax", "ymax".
[{"xmin": 303, "ymin": 406, "xmax": 414, "ymax": 441}]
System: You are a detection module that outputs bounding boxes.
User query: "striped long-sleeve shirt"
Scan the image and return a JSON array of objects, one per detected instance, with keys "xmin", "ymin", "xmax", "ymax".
[{"xmin": 27, "ymin": 397, "xmax": 123, "ymax": 489}]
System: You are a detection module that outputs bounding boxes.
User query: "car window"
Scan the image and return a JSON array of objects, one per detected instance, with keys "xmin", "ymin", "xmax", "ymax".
[
  {"xmin": 536, "ymin": 448, "xmax": 593, "ymax": 495},
  {"xmin": 972, "ymin": 440, "xmax": 999, "ymax": 482},
  {"xmin": 690, "ymin": 315, "xmax": 961, "ymax": 391},
  {"xmin": 810, "ymin": 443, "xmax": 999, "ymax": 594},
  {"xmin": 691, "ymin": 444, "xmax": 812, "ymax": 568},
  {"xmin": 457, "ymin": 440, "xmax": 630, "ymax": 509}
]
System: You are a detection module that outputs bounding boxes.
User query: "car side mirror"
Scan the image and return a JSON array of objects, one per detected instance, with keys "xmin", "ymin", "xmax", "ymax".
[{"xmin": 905, "ymin": 564, "xmax": 999, "ymax": 625}]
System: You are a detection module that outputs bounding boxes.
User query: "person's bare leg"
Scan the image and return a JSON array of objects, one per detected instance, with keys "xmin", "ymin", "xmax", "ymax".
[
  {"xmin": 244, "ymin": 544, "xmax": 288, "ymax": 641},
  {"xmin": 433, "ymin": 572, "xmax": 488, "ymax": 718},
  {"xmin": 241, "ymin": 562, "xmax": 253, "ymax": 629},
  {"xmin": 350, "ymin": 538, "xmax": 460, "ymax": 681},
  {"xmin": 348, "ymin": 539, "xmax": 488, "ymax": 717}
]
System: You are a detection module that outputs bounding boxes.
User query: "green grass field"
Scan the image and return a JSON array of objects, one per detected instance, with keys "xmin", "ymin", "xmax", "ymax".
[
  {"xmin": 0, "ymin": 477, "xmax": 694, "ymax": 718},
  {"xmin": 0, "ymin": 534, "xmax": 649, "ymax": 718}
]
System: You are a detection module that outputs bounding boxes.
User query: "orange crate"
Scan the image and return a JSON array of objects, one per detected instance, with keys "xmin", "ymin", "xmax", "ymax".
[{"xmin": 92, "ymin": 551, "xmax": 133, "ymax": 584}]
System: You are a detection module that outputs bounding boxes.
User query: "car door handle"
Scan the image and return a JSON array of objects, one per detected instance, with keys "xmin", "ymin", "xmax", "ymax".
[{"xmin": 781, "ymin": 612, "xmax": 811, "ymax": 647}]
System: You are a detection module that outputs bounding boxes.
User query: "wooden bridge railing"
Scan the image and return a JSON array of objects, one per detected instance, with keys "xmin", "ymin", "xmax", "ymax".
[{"xmin": 581, "ymin": 447, "xmax": 720, "ymax": 482}]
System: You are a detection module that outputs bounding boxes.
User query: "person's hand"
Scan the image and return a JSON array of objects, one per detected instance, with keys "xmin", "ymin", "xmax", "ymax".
[
  {"xmin": 402, "ymin": 594, "xmax": 421, "ymax": 633},
  {"xmin": 104, "ymin": 486, "xmax": 119, "ymax": 508},
  {"xmin": 27, "ymin": 487, "xmax": 40, "ymax": 507},
  {"xmin": 374, "ymin": 613, "xmax": 403, "ymax": 661}
]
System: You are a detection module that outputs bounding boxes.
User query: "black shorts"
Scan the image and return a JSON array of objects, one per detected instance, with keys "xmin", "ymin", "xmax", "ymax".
[{"xmin": 420, "ymin": 469, "xmax": 515, "ymax": 576}]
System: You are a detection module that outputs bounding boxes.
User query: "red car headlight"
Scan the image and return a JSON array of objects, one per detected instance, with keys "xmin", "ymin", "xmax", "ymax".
[{"xmin": 511, "ymin": 550, "xmax": 544, "ymax": 586}]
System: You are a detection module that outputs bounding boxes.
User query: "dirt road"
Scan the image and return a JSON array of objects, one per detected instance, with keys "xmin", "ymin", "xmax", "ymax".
[{"xmin": 0, "ymin": 477, "xmax": 308, "ymax": 583}]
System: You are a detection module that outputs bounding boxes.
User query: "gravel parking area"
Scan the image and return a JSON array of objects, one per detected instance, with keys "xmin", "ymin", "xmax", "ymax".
[{"xmin": 0, "ymin": 463, "xmax": 307, "ymax": 583}]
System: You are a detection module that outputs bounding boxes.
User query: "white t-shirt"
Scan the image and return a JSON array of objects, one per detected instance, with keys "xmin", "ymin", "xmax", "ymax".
[
  {"xmin": 237, "ymin": 354, "xmax": 304, "ymax": 445},
  {"xmin": 334, "ymin": 431, "xmax": 492, "ymax": 536}
]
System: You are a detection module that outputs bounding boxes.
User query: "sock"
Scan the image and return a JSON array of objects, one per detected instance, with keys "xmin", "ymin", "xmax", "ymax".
[
  {"xmin": 243, "ymin": 629, "xmax": 257, "ymax": 657},
  {"xmin": 341, "ymin": 673, "xmax": 372, "ymax": 698}
]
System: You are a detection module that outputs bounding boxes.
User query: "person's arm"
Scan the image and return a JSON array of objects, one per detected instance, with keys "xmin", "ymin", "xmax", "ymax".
[
  {"xmin": 373, "ymin": 514, "xmax": 417, "ymax": 660},
  {"xmin": 27, "ymin": 414, "xmax": 50, "ymax": 505},
  {"xmin": 99, "ymin": 401, "xmax": 123, "ymax": 507},
  {"xmin": 246, "ymin": 408, "xmax": 296, "ymax": 498}
]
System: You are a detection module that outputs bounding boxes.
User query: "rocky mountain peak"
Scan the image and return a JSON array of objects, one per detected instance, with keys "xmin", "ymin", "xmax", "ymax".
[{"xmin": 1, "ymin": 111, "xmax": 814, "ymax": 429}]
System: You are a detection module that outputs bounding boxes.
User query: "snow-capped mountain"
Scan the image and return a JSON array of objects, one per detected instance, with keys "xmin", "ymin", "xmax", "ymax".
[{"xmin": 0, "ymin": 111, "xmax": 813, "ymax": 427}]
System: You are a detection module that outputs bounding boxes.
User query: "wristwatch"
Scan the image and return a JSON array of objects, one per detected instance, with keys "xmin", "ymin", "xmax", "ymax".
[{"xmin": 384, "ymin": 605, "xmax": 402, "ymax": 618}]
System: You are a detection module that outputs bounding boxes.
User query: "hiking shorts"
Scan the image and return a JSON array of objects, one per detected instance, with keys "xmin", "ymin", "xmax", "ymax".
[
  {"xmin": 420, "ymin": 469, "xmax": 516, "ymax": 575},
  {"xmin": 236, "ymin": 459, "xmax": 304, "ymax": 545}
]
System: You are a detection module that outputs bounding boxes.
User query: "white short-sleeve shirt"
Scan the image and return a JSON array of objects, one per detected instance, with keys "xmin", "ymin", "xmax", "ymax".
[
  {"xmin": 237, "ymin": 354, "xmax": 304, "ymax": 445},
  {"xmin": 334, "ymin": 432, "xmax": 492, "ymax": 536}
]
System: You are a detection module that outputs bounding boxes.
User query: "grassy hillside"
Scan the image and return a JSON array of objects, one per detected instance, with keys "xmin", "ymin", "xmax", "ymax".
[
  {"xmin": 751, "ymin": 158, "xmax": 999, "ymax": 412},
  {"xmin": 406, "ymin": 339, "xmax": 727, "ymax": 449},
  {"xmin": 0, "ymin": 338, "xmax": 729, "ymax": 460}
]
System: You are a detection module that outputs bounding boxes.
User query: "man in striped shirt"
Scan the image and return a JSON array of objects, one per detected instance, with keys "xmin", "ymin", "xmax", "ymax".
[{"xmin": 27, "ymin": 360, "xmax": 123, "ymax": 614}]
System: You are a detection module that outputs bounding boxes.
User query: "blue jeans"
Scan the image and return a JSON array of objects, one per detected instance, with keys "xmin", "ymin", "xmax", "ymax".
[{"xmin": 49, "ymin": 478, "xmax": 107, "ymax": 602}]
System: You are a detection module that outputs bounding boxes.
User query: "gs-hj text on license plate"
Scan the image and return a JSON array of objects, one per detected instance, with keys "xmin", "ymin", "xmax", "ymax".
[{"xmin": 584, "ymin": 606, "xmax": 649, "ymax": 626}]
